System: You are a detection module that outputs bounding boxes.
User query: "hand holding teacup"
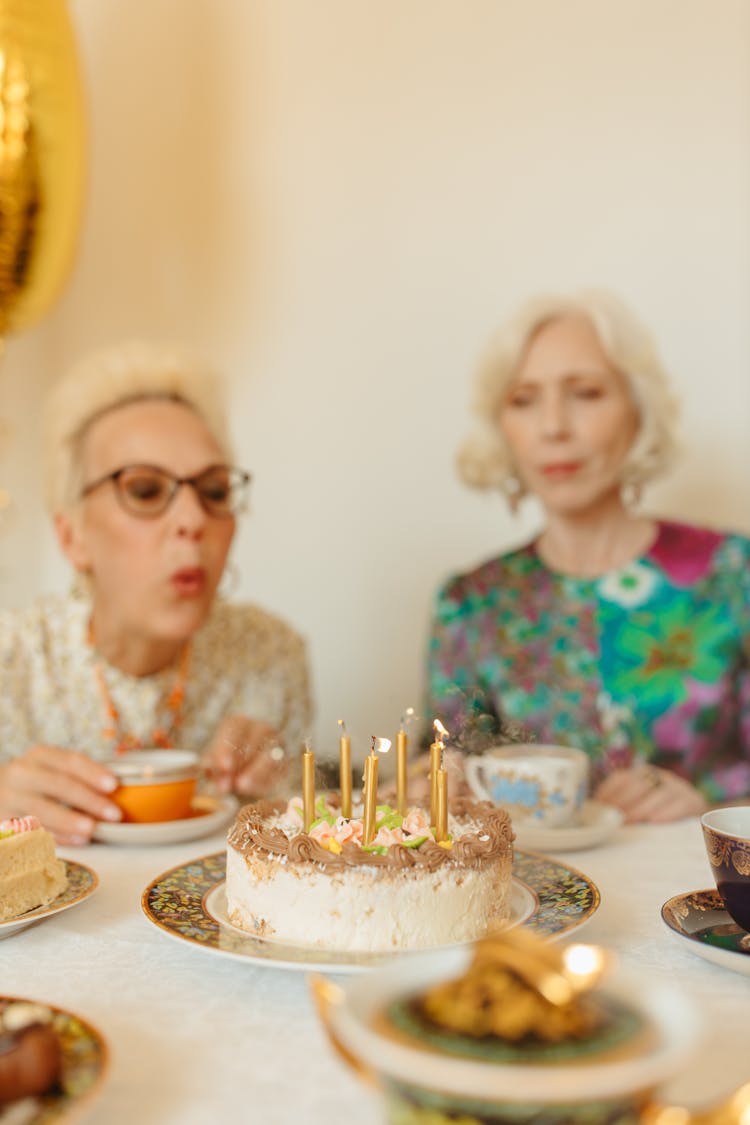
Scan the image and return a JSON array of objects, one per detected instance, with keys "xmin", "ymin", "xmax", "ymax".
[{"xmin": 465, "ymin": 744, "xmax": 589, "ymax": 828}]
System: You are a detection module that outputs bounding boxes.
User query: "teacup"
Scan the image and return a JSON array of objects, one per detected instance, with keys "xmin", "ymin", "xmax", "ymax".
[
  {"xmin": 312, "ymin": 942, "xmax": 699, "ymax": 1125},
  {"xmin": 701, "ymin": 807, "xmax": 750, "ymax": 932},
  {"xmin": 108, "ymin": 749, "xmax": 199, "ymax": 823},
  {"xmin": 465, "ymin": 744, "xmax": 589, "ymax": 828}
]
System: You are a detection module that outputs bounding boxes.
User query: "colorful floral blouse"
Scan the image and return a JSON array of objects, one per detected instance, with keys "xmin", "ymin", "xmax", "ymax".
[
  {"xmin": 425, "ymin": 522, "xmax": 750, "ymax": 802},
  {"xmin": 0, "ymin": 592, "xmax": 312, "ymax": 763}
]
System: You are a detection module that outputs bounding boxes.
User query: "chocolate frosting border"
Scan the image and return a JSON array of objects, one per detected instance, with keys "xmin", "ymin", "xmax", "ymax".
[{"xmin": 227, "ymin": 797, "xmax": 514, "ymax": 871}]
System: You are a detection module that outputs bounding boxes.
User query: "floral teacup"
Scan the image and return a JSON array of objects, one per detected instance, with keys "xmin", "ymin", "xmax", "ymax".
[{"xmin": 465, "ymin": 744, "xmax": 589, "ymax": 828}]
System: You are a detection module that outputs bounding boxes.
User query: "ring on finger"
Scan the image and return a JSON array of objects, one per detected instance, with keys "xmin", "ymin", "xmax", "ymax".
[{"xmin": 268, "ymin": 745, "xmax": 286, "ymax": 764}]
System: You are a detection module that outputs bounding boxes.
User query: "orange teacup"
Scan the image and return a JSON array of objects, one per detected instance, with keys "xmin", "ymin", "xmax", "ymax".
[{"xmin": 108, "ymin": 750, "xmax": 199, "ymax": 823}]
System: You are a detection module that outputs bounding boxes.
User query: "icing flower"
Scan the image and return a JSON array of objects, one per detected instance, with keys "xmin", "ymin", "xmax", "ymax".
[
  {"xmin": 309, "ymin": 820, "xmax": 336, "ymax": 845},
  {"xmin": 402, "ymin": 809, "xmax": 430, "ymax": 837},
  {"xmin": 0, "ymin": 816, "xmax": 40, "ymax": 836},
  {"xmin": 286, "ymin": 796, "xmax": 304, "ymax": 820},
  {"xmin": 373, "ymin": 825, "xmax": 405, "ymax": 847},
  {"xmin": 334, "ymin": 817, "xmax": 363, "ymax": 846}
]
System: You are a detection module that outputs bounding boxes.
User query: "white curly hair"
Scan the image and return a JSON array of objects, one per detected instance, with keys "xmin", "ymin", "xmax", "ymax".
[
  {"xmin": 44, "ymin": 340, "xmax": 233, "ymax": 514},
  {"xmin": 457, "ymin": 289, "xmax": 680, "ymax": 500}
]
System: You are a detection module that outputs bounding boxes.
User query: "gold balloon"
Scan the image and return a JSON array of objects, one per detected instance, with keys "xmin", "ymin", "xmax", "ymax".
[{"xmin": 0, "ymin": 0, "xmax": 85, "ymax": 336}]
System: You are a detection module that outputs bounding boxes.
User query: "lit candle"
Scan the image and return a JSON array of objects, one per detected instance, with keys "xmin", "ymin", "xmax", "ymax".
[
  {"xmin": 363, "ymin": 736, "xmax": 391, "ymax": 845},
  {"xmin": 302, "ymin": 742, "xmax": 315, "ymax": 832},
  {"xmin": 363, "ymin": 752, "xmax": 378, "ymax": 845},
  {"xmin": 430, "ymin": 719, "xmax": 448, "ymax": 828},
  {"xmin": 396, "ymin": 707, "xmax": 414, "ymax": 816},
  {"xmin": 436, "ymin": 766, "xmax": 448, "ymax": 842},
  {"xmin": 337, "ymin": 719, "xmax": 352, "ymax": 819}
]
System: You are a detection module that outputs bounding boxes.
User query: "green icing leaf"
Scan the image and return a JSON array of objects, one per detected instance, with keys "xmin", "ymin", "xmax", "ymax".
[
  {"xmin": 309, "ymin": 813, "xmax": 335, "ymax": 830},
  {"xmin": 400, "ymin": 835, "xmax": 428, "ymax": 848},
  {"xmin": 361, "ymin": 844, "xmax": 388, "ymax": 855}
]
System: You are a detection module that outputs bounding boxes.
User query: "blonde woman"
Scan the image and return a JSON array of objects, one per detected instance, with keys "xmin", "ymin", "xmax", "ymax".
[
  {"xmin": 0, "ymin": 342, "xmax": 312, "ymax": 843},
  {"xmin": 425, "ymin": 290, "xmax": 750, "ymax": 823}
]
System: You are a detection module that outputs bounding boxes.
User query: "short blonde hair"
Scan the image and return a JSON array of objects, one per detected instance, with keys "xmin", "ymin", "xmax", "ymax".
[
  {"xmin": 457, "ymin": 289, "xmax": 680, "ymax": 497},
  {"xmin": 44, "ymin": 340, "xmax": 233, "ymax": 513}
]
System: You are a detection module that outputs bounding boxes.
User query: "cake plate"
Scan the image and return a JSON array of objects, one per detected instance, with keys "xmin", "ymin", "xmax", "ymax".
[
  {"xmin": 141, "ymin": 850, "xmax": 600, "ymax": 973},
  {"xmin": 0, "ymin": 861, "xmax": 99, "ymax": 940}
]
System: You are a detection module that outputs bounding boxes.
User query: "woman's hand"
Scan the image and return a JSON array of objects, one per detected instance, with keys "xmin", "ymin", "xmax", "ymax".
[
  {"xmin": 203, "ymin": 715, "xmax": 288, "ymax": 798},
  {"xmin": 594, "ymin": 764, "xmax": 708, "ymax": 824},
  {"xmin": 382, "ymin": 748, "xmax": 472, "ymax": 804},
  {"xmin": 0, "ymin": 746, "xmax": 122, "ymax": 845}
]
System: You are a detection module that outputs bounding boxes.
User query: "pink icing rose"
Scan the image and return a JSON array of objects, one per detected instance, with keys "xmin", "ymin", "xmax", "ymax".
[
  {"xmin": 334, "ymin": 818, "xmax": 364, "ymax": 845},
  {"xmin": 373, "ymin": 826, "xmax": 404, "ymax": 847},
  {"xmin": 0, "ymin": 816, "xmax": 41, "ymax": 835},
  {"xmin": 402, "ymin": 809, "xmax": 430, "ymax": 837},
  {"xmin": 309, "ymin": 820, "xmax": 336, "ymax": 844}
]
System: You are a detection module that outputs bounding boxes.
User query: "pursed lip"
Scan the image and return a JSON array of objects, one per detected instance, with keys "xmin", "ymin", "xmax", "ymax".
[
  {"xmin": 539, "ymin": 461, "xmax": 582, "ymax": 479},
  {"xmin": 170, "ymin": 567, "xmax": 207, "ymax": 595}
]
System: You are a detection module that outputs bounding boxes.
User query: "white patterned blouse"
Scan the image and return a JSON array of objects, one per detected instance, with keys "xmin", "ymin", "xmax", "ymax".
[{"xmin": 0, "ymin": 592, "xmax": 312, "ymax": 762}]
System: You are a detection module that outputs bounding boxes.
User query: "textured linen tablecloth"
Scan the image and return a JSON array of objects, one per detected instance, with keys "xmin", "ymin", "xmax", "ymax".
[{"xmin": 0, "ymin": 816, "xmax": 747, "ymax": 1125}]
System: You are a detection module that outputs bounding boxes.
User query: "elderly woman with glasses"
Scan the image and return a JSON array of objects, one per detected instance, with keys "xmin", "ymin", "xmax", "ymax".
[{"xmin": 0, "ymin": 342, "xmax": 312, "ymax": 844}]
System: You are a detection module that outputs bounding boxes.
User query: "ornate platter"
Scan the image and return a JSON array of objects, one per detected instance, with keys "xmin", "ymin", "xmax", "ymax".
[
  {"xmin": 141, "ymin": 850, "xmax": 600, "ymax": 972},
  {"xmin": 0, "ymin": 996, "xmax": 108, "ymax": 1122},
  {"xmin": 0, "ymin": 861, "xmax": 98, "ymax": 941},
  {"xmin": 661, "ymin": 888, "xmax": 750, "ymax": 976}
]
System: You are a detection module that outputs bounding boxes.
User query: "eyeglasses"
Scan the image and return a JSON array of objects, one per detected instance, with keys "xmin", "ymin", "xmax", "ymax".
[{"xmin": 80, "ymin": 464, "xmax": 251, "ymax": 519}]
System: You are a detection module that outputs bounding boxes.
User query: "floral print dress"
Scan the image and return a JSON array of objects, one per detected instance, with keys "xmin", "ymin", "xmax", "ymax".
[{"xmin": 425, "ymin": 521, "xmax": 750, "ymax": 801}]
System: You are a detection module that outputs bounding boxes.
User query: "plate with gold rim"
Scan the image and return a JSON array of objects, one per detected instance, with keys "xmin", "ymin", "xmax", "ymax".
[
  {"xmin": 0, "ymin": 995, "xmax": 108, "ymax": 1123},
  {"xmin": 0, "ymin": 861, "xmax": 99, "ymax": 940},
  {"xmin": 661, "ymin": 888, "xmax": 750, "ymax": 976},
  {"xmin": 141, "ymin": 850, "xmax": 600, "ymax": 973}
]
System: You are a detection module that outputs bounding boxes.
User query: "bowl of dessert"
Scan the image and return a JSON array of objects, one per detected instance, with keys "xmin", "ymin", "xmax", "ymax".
[{"xmin": 311, "ymin": 928, "xmax": 700, "ymax": 1125}]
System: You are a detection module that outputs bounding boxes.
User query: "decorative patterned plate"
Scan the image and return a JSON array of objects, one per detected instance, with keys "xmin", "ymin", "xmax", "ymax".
[
  {"xmin": 92, "ymin": 794, "xmax": 238, "ymax": 846},
  {"xmin": 512, "ymin": 801, "xmax": 624, "ymax": 852},
  {"xmin": 0, "ymin": 861, "xmax": 98, "ymax": 941},
  {"xmin": 0, "ymin": 995, "xmax": 108, "ymax": 1122},
  {"xmin": 661, "ymin": 888, "xmax": 750, "ymax": 976},
  {"xmin": 141, "ymin": 850, "xmax": 600, "ymax": 972}
]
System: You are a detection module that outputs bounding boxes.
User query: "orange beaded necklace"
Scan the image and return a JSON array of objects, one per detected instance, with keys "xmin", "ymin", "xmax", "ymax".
[{"xmin": 88, "ymin": 624, "xmax": 192, "ymax": 755}]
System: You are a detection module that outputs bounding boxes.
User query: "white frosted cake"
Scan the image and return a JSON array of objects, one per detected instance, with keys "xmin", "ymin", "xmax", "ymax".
[
  {"xmin": 226, "ymin": 797, "xmax": 514, "ymax": 953},
  {"xmin": 0, "ymin": 816, "xmax": 67, "ymax": 924}
]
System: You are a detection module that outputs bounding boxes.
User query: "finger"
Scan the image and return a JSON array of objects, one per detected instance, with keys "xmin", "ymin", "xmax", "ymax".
[
  {"xmin": 5, "ymin": 758, "xmax": 121, "ymax": 823},
  {"xmin": 234, "ymin": 751, "xmax": 288, "ymax": 797},
  {"xmin": 2, "ymin": 791, "xmax": 95, "ymax": 845},
  {"xmin": 24, "ymin": 745, "xmax": 118, "ymax": 795}
]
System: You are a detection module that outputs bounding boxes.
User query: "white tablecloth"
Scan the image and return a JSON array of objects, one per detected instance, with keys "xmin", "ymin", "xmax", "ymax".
[{"xmin": 1, "ymin": 817, "xmax": 747, "ymax": 1125}]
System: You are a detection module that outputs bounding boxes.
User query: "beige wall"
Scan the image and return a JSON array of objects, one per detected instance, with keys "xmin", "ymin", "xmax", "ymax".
[{"xmin": 2, "ymin": 0, "xmax": 749, "ymax": 762}]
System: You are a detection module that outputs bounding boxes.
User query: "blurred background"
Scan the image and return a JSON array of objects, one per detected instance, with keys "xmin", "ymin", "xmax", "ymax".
[{"xmin": 1, "ymin": 0, "xmax": 749, "ymax": 762}]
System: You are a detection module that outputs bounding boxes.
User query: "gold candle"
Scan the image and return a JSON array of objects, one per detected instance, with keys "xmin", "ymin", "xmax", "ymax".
[
  {"xmin": 302, "ymin": 743, "xmax": 315, "ymax": 832},
  {"xmin": 436, "ymin": 767, "xmax": 448, "ymax": 842},
  {"xmin": 430, "ymin": 719, "xmax": 448, "ymax": 828},
  {"xmin": 338, "ymin": 719, "xmax": 352, "ymax": 819},
  {"xmin": 396, "ymin": 728, "xmax": 408, "ymax": 815},
  {"xmin": 363, "ymin": 752, "xmax": 378, "ymax": 845}
]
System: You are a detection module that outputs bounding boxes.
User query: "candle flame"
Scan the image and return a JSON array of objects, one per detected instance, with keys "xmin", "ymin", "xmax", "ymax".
[
  {"xmin": 400, "ymin": 706, "xmax": 416, "ymax": 728},
  {"xmin": 337, "ymin": 718, "xmax": 347, "ymax": 734},
  {"xmin": 371, "ymin": 736, "xmax": 392, "ymax": 756},
  {"xmin": 433, "ymin": 719, "xmax": 449, "ymax": 741}
]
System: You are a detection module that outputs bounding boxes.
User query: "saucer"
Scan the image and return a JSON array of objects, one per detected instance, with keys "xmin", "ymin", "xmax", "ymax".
[
  {"xmin": 511, "ymin": 800, "xmax": 624, "ymax": 852},
  {"xmin": 92, "ymin": 793, "xmax": 238, "ymax": 846},
  {"xmin": 661, "ymin": 888, "xmax": 750, "ymax": 976},
  {"xmin": 0, "ymin": 861, "xmax": 98, "ymax": 939}
]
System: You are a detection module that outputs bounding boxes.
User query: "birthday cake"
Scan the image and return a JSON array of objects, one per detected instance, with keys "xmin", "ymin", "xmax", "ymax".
[
  {"xmin": 225, "ymin": 797, "xmax": 514, "ymax": 953},
  {"xmin": 0, "ymin": 817, "xmax": 67, "ymax": 924}
]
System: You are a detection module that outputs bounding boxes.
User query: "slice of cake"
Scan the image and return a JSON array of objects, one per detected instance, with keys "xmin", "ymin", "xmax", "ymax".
[
  {"xmin": 226, "ymin": 796, "xmax": 514, "ymax": 953},
  {"xmin": 0, "ymin": 1002, "xmax": 62, "ymax": 1106},
  {"xmin": 0, "ymin": 817, "xmax": 67, "ymax": 924}
]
